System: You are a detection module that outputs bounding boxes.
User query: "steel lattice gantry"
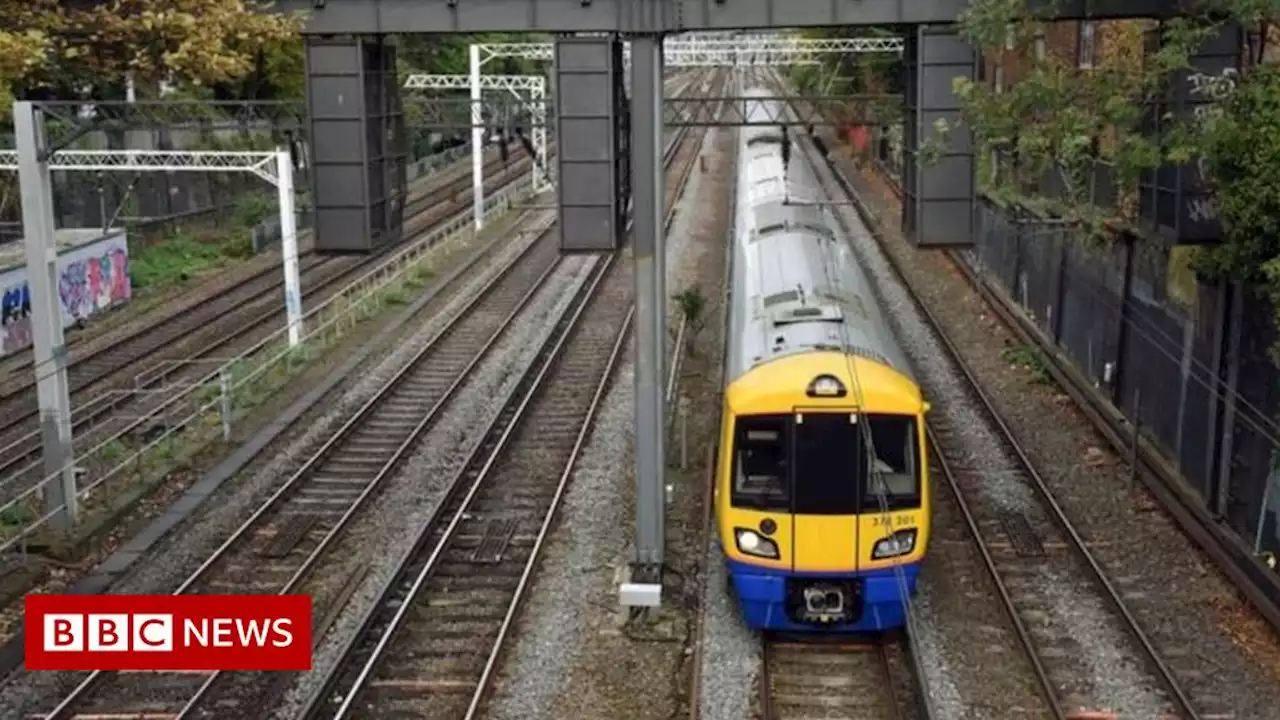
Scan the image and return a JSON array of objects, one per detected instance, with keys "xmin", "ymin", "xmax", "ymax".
[
  {"xmin": 474, "ymin": 34, "xmax": 903, "ymax": 65},
  {"xmin": 402, "ymin": 73, "xmax": 552, "ymax": 199},
  {"xmin": 448, "ymin": 34, "xmax": 897, "ymax": 229},
  {"xmin": 1, "ymin": 134, "xmax": 306, "ymax": 531}
]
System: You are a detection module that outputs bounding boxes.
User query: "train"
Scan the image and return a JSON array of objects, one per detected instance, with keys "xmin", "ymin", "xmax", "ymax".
[{"xmin": 714, "ymin": 86, "xmax": 932, "ymax": 633}]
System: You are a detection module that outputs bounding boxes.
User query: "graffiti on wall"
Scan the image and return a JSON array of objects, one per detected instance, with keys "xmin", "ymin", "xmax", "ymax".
[
  {"xmin": 0, "ymin": 232, "xmax": 132, "ymax": 356},
  {"xmin": 0, "ymin": 283, "xmax": 32, "ymax": 355},
  {"xmin": 57, "ymin": 247, "xmax": 130, "ymax": 322}
]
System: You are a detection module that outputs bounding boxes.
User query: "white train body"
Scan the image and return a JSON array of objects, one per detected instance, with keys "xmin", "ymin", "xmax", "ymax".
[{"xmin": 724, "ymin": 87, "xmax": 913, "ymax": 386}]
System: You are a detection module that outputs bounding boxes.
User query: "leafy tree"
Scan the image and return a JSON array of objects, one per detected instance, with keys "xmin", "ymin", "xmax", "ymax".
[
  {"xmin": 0, "ymin": 0, "xmax": 303, "ymax": 115},
  {"xmin": 1194, "ymin": 64, "xmax": 1280, "ymax": 342},
  {"xmin": 955, "ymin": 0, "xmax": 1280, "ymax": 350}
]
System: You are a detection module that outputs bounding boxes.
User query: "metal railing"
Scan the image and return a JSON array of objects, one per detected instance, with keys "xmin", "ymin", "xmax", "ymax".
[
  {"xmin": 0, "ymin": 177, "xmax": 537, "ymax": 558},
  {"xmin": 406, "ymin": 144, "xmax": 473, "ymax": 183}
]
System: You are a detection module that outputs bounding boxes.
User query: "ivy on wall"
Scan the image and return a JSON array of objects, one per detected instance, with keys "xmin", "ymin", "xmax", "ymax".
[{"xmin": 955, "ymin": 0, "xmax": 1280, "ymax": 350}]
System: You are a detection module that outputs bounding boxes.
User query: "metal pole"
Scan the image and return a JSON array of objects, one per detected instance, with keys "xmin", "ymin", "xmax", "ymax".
[
  {"xmin": 679, "ymin": 398, "xmax": 688, "ymax": 471},
  {"xmin": 15, "ymin": 101, "xmax": 77, "ymax": 528},
  {"xmin": 470, "ymin": 44, "xmax": 485, "ymax": 231},
  {"xmin": 1255, "ymin": 466, "xmax": 1273, "ymax": 555},
  {"xmin": 534, "ymin": 79, "xmax": 549, "ymax": 193},
  {"xmin": 219, "ymin": 369, "xmax": 233, "ymax": 442},
  {"xmin": 1130, "ymin": 388, "xmax": 1141, "ymax": 497},
  {"xmin": 277, "ymin": 149, "xmax": 303, "ymax": 347},
  {"xmin": 630, "ymin": 34, "xmax": 666, "ymax": 577}
]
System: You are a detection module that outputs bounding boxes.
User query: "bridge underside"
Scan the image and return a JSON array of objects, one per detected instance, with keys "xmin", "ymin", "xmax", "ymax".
[
  {"xmin": 306, "ymin": 28, "xmax": 979, "ymax": 251},
  {"xmin": 279, "ymin": 0, "xmax": 1185, "ymax": 34}
]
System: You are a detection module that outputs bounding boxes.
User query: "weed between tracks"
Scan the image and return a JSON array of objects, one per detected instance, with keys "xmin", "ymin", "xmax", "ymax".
[
  {"xmin": 129, "ymin": 195, "xmax": 277, "ymax": 290},
  {"xmin": 1000, "ymin": 345, "xmax": 1052, "ymax": 385}
]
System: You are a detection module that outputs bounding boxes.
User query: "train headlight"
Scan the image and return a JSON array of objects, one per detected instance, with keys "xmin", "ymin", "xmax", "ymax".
[
  {"xmin": 735, "ymin": 528, "xmax": 780, "ymax": 559},
  {"xmin": 872, "ymin": 529, "xmax": 917, "ymax": 559}
]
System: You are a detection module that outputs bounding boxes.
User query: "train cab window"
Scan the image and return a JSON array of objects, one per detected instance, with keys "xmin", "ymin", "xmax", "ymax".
[
  {"xmin": 731, "ymin": 415, "xmax": 789, "ymax": 511},
  {"xmin": 864, "ymin": 414, "xmax": 921, "ymax": 511},
  {"xmin": 792, "ymin": 412, "xmax": 861, "ymax": 515}
]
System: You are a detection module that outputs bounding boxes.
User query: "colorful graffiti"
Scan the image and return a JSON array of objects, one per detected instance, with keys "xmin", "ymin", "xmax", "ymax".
[
  {"xmin": 0, "ymin": 233, "xmax": 132, "ymax": 357},
  {"xmin": 1, "ymin": 283, "xmax": 32, "ymax": 355},
  {"xmin": 58, "ymin": 247, "xmax": 130, "ymax": 321}
]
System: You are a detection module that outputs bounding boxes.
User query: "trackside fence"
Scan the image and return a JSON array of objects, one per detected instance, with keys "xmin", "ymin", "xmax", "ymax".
[{"xmin": 0, "ymin": 179, "xmax": 537, "ymax": 558}]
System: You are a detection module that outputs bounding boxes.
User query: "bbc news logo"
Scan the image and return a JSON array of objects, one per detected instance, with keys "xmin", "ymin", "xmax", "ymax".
[{"xmin": 25, "ymin": 594, "xmax": 312, "ymax": 671}]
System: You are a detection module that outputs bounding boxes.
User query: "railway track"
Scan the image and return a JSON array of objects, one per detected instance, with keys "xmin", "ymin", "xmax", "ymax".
[
  {"xmin": 0, "ymin": 144, "xmax": 510, "ymax": 403},
  {"xmin": 0, "ymin": 152, "xmax": 536, "ymax": 486},
  {"xmin": 37, "ymin": 209, "xmax": 563, "ymax": 720},
  {"xmin": 779, "ymin": 88, "xmax": 1207, "ymax": 719},
  {"xmin": 708, "ymin": 77, "xmax": 930, "ymax": 720},
  {"xmin": 37, "ymin": 70, "xmax": 712, "ymax": 720},
  {"xmin": 294, "ymin": 80, "xmax": 716, "ymax": 720},
  {"xmin": 922, "ymin": 295, "xmax": 1203, "ymax": 720},
  {"xmin": 761, "ymin": 636, "xmax": 912, "ymax": 720}
]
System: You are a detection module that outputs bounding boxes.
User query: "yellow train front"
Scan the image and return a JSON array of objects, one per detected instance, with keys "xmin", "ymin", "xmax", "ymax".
[{"xmin": 715, "ymin": 87, "xmax": 930, "ymax": 633}]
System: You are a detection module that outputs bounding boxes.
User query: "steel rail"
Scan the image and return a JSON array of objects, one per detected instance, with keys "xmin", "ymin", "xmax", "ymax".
[
  {"xmin": 301, "ymin": 75, "xmax": 716, "ymax": 720},
  {"xmin": 925, "ymin": 425, "xmax": 1068, "ymax": 719},
  {"xmin": 924, "ymin": 311, "xmax": 1201, "ymax": 719},
  {"xmin": 760, "ymin": 636, "xmax": 905, "ymax": 720},
  {"xmin": 0, "ymin": 153, "xmax": 534, "ymax": 484},
  {"xmin": 802, "ymin": 99, "xmax": 1202, "ymax": 720},
  {"xmin": 40, "ymin": 212, "xmax": 563, "ymax": 720},
  {"xmin": 757, "ymin": 72, "xmax": 936, "ymax": 720},
  {"xmin": 0, "ymin": 147, "xmax": 515, "ymax": 412},
  {"xmin": 462, "ymin": 117, "xmax": 709, "ymax": 720}
]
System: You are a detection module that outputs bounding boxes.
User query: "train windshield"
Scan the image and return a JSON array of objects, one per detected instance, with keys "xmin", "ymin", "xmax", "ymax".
[
  {"xmin": 731, "ymin": 413, "xmax": 921, "ymax": 513},
  {"xmin": 732, "ymin": 416, "xmax": 790, "ymax": 511}
]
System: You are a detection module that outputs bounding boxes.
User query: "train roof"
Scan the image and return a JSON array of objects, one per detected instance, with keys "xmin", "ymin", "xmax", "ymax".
[{"xmin": 725, "ymin": 351, "xmax": 924, "ymax": 415}]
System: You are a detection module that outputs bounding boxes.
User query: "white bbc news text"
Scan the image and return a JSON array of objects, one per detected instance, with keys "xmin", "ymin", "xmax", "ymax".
[
  {"xmin": 184, "ymin": 618, "xmax": 294, "ymax": 648},
  {"xmin": 42, "ymin": 614, "xmax": 294, "ymax": 651}
]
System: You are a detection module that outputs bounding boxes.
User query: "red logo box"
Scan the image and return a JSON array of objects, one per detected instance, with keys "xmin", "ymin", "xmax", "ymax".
[{"xmin": 25, "ymin": 594, "xmax": 312, "ymax": 671}]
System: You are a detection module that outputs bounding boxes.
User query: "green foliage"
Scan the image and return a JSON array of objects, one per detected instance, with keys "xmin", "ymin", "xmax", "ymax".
[
  {"xmin": 958, "ymin": 0, "xmax": 1280, "ymax": 355},
  {"xmin": 232, "ymin": 192, "xmax": 276, "ymax": 229},
  {"xmin": 1192, "ymin": 64, "xmax": 1280, "ymax": 345},
  {"xmin": 673, "ymin": 286, "xmax": 708, "ymax": 354},
  {"xmin": 1001, "ymin": 344, "xmax": 1051, "ymax": 384},
  {"xmin": 129, "ymin": 234, "xmax": 228, "ymax": 290},
  {"xmin": 0, "ymin": 0, "xmax": 303, "ymax": 118},
  {"xmin": 955, "ymin": 1, "xmax": 1277, "ymax": 237}
]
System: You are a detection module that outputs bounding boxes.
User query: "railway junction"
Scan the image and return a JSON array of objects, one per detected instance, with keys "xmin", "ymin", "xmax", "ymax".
[{"xmin": 1, "ymin": 1, "xmax": 1280, "ymax": 718}]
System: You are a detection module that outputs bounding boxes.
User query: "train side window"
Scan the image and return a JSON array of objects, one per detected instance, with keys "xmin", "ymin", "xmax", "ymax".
[
  {"xmin": 864, "ymin": 414, "xmax": 921, "ymax": 511},
  {"xmin": 732, "ymin": 415, "xmax": 789, "ymax": 511}
]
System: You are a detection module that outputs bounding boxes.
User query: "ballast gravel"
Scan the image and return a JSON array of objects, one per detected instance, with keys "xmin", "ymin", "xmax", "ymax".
[
  {"xmin": 0, "ymin": 210, "xmax": 557, "ymax": 717},
  {"xmin": 483, "ymin": 124, "xmax": 734, "ymax": 720},
  {"xmin": 274, "ymin": 251, "xmax": 598, "ymax": 718},
  {"xmin": 801, "ymin": 137, "xmax": 1170, "ymax": 717},
  {"xmin": 482, "ymin": 351, "xmax": 638, "ymax": 720},
  {"xmin": 826, "ymin": 133, "xmax": 1280, "ymax": 720},
  {"xmin": 696, "ymin": 534, "xmax": 762, "ymax": 720}
]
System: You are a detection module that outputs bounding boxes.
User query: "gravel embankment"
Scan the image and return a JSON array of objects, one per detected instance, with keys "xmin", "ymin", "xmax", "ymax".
[
  {"xmin": 824, "ymin": 137, "xmax": 1280, "ymax": 719},
  {"xmin": 274, "ymin": 251, "xmax": 598, "ymax": 718},
  {"xmin": 0, "ymin": 210, "xmax": 556, "ymax": 715},
  {"xmin": 802, "ymin": 137, "xmax": 1173, "ymax": 717},
  {"xmin": 696, "ymin": 533, "xmax": 761, "ymax": 720},
  {"xmin": 0, "ymin": 212, "xmax": 544, "ymax": 647},
  {"xmin": 483, "ymin": 124, "xmax": 732, "ymax": 720}
]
